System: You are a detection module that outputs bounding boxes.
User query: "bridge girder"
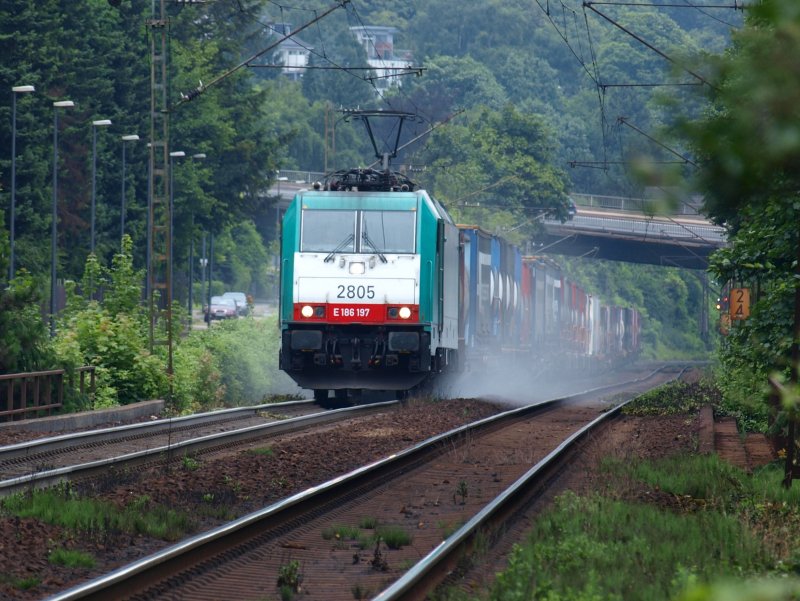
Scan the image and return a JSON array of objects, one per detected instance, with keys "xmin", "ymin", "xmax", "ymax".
[{"xmin": 535, "ymin": 228, "xmax": 719, "ymax": 270}]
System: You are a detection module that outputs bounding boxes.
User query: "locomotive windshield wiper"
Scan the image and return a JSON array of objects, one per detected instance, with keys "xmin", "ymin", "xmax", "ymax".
[
  {"xmin": 324, "ymin": 233, "xmax": 354, "ymax": 263},
  {"xmin": 362, "ymin": 230, "xmax": 388, "ymax": 263}
]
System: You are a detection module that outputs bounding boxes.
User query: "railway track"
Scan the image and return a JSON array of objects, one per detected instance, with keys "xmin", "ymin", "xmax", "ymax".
[
  {"xmin": 47, "ymin": 367, "xmax": 675, "ymax": 601},
  {"xmin": 0, "ymin": 399, "xmax": 397, "ymax": 497}
]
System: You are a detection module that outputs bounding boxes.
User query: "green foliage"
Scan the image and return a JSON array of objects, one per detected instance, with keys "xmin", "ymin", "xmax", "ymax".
[
  {"xmin": 52, "ymin": 237, "xmax": 167, "ymax": 407},
  {"xmin": 703, "ymin": 200, "xmax": 798, "ymax": 422},
  {"xmin": 173, "ymin": 316, "xmax": 282, "ymax": 412},
  {"xmin": 3, "ymin": 488, "xmax": 194, "ymax": 541},
  {"xmin": 483, "ymin": 448, "xmax": 800, "ymax": 601},
  {"xmin": 0, "ymin": 270, "xmax": 53, "ymax": 373},
  {"xmin": 623, "ymin": 376, "xmax": 769, "ymax": 434},
  {"xmin": 671, "ymin": 1, "xmax": 800, "ymax": 428},
  {"xmin": 276, "ymin": 559, "xmax": 302, "ymax": 595},
  {"xmin": 321, "ymin": 524, "xmax": 362, "ymax": 541},
  {"xmin": 677, "ymin": 579, "xmax": 800, "ymax": 601},
  {"xmin": 678, "ymin": 0, "xmax": 800, "ymax": 229},
  {"xmin": 375, "ymin": 525, "xmax": 412, "ymax": 550},
  {"xmin": 490, "ymin": 487, "xmax": 769, "ymax": 601},
  {"xmin": 358, "ymin": 516, "xmax": 378, "ymax": 529},
  {"xmin": 624, "ymin": 380, "xmax": 722, "ymax": 416},
  {"xmin": 415, "ymin": 105, "xmax": 570, "ymax": 243},
  {"xmin": 0, "ymin": 573, "xmax": 40, "ymax": 591},
  {"xmin": 181, "ymin": 455, "xmax": 200, "ymax": 471},
  {"xmin": 48, "ymin": 548, "xmax": 95, "ymax": 569}
]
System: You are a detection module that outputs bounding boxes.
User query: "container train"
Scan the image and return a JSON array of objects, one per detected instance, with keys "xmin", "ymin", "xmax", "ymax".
[{"xmin": 278, "ymin": 167, "xmax": 640, "ymax": 404}]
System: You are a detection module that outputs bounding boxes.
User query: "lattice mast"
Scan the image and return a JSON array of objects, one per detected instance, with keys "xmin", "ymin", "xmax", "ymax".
[{"xmin": 147, "ymin": 0, "xmax": 173, "ymax": 395}]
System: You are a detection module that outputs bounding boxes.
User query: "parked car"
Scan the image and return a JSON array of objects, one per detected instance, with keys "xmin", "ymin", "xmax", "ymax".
[
  {"xmin": 222, "ymin": 291, "xmax": 250, "ymax": 316},
  {"xmin": 205, "ymin": 296, "xmax": 238, "ymax": 320}
]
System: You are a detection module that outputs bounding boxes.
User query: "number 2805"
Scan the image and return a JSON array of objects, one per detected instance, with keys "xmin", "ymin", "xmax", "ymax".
[{"xmin": 337, "ymin": 284, "xmax": 375, "ymax": 299}]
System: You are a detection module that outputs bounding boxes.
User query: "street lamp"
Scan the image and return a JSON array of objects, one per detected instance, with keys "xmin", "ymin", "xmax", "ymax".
[
  {"xmin": 120, "ymin": 134, "xmax": 139, "ymax": 240},
  {"xmin": 199, "ymin": 247, "xmax": 208, "ymax": 325},
  {"xmin": 51, "ymin": 99, "xmax": 75, "ymax": 337},
  {"xmin": 9, "ymin": 84, "xmax": 35, "ymax": 280},
  {"xmin": 187, "ymin": 152, "xmax": 206, "ymax": 327},
  {"xmin": 169, "ymin": 150, "xmax": 185, "ymax": 306},
  {"xmin": 90, "ymin": 119, "xmax": 112, "ymax": 253}
]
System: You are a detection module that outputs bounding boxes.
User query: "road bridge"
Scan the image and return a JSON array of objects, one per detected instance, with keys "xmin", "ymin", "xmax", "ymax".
[{"xmin": 539, "ymin": 209, "xmax": 726, "ymax": 270}]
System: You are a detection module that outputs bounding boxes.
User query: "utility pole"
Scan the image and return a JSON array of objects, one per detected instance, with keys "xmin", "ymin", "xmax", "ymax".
[{"xmin": 146, "ymin": 0, "xmax": 173, "ymax": 402}]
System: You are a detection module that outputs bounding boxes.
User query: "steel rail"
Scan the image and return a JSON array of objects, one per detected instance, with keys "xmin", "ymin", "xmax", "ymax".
[
  {"xmin": 0, "ymin": 399, "xmax": 317, "ymax": 460},
  {"xmin": 0, "ymin": 401, "xmax": 396, "ymax": 498},
  {"xmin": 46, "ymin": 368, "xmax": 670, "ymax": 601},
  {"xmin": 377, "ymin": 366, "xmax": 687, "ymax": 600},
  {"xmin": 375, "ymin": 393, "xmax": 632, "ymax": 599}
]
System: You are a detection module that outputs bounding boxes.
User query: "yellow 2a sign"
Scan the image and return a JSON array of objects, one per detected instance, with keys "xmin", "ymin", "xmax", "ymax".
[{"xmin": 730, "ymin": 288, "xmax": 750, "ymax": 320}]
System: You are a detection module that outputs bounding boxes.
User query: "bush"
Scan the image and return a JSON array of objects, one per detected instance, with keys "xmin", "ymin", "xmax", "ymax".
[
  {"xmin": 52, "ymin": 237, "xmax": 168, "ymax": 407},
  {"xmin": 173, "ymin": 316, "xmax": 282, "ymax": 412},
  {"xmin": 0, "ymin": 270, "xmax": 54, "ymax": 373}
]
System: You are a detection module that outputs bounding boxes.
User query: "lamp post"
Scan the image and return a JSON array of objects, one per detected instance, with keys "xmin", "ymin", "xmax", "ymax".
[
  {"xmin": 199, "ymin": 244, "xmax": 208, "ymax": 325},
  {"xmin": 51, "ymin": 99, "xmax": 75, "ymax": 337},
  {"xmin": 168, "ymin": 150, "xmax": 185, "ymax": 306},
  {"xmin": 120, "ymin": 134, "xmax": 139, "ymax": 241},
  {"xmin": 145, "ymin": 142, "xmax": 153, "ymax": 304},
  {"xmin": 9, "ymin": 84, "xmax": 35, "ymax": 280},
  {"xmin": 187, "ymin": 152, "xmax": 206, "ymax": 327},
  {"xmin": 90, "ymin": 119, "xmax": 112, "ymax": 253}
]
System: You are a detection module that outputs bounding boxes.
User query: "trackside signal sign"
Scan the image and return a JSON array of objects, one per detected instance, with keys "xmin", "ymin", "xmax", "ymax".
[{"xmin": 730, "ymin": 288, "xmax": 750, "ymax": 320}]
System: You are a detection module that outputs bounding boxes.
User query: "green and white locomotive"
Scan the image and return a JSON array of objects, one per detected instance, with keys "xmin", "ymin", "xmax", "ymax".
[{"xmin": 278, "ymin": 168, "xmax": 461, "ymax": 404}]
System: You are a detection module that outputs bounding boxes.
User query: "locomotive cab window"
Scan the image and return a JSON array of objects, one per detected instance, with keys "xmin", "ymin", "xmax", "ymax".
[
  {"xmin": 301, "ymin": 210, "xmax": 356, "ymax": 252},
  {"xmin": 301, "ymin": 209, "xmax": 415, "ymax": 254},
  {"xmin": 362, "ymin": 210, "xmax": 415, "ymax": 254}
]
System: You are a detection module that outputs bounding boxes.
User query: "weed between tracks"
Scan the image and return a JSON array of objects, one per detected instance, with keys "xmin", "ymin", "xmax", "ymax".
[{"xmin": 321, "ymin": 521, "xmax": 412, "ymax": 551}]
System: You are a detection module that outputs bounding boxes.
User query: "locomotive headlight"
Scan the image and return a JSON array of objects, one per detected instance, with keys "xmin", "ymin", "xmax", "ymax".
[
  {"xmin": 398, "ymin": 306, "xmax": 412, "ymax": 319},
  {"xmin": 301, "ymin": 305, "xmax": 314, "ymax": 318},
  {"xmin": 349, "ymin": 261, "xmax": 366, "ymax": 275}
]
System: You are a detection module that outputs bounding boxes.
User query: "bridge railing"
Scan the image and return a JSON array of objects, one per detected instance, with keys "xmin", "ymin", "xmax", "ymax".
[
  {"xmin": 0, "ymin": 366, "xmax": 96, "ymax": 422},
  {"xmin": 570, "ymin": 192, "xmax": 703, "ymax": 216},
  {"xmin": 278, "ymin": 170, "xmax": 325, "ymax": 184}
]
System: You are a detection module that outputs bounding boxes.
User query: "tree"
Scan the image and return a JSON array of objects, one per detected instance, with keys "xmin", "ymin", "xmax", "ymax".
[
  {"xmin": 413, "ymin": 104, "xmax": 569, "ymax": 243},
  {"xmin": 676, "ymin": 0, "xmax": 800, "ymax": 485},
  {"xmin": 401, "ymin": 55, "xmax": 508, "ymax": 123}
]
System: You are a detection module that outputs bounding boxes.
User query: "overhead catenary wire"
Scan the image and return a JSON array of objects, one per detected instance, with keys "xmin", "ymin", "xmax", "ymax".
[
  {"xmin": 583, "ymin": 2, "xmax": 718, "ymax": 89},
  {"xmin": 534, "ymin": 0, "xmax": 743, "ymax": 183}
]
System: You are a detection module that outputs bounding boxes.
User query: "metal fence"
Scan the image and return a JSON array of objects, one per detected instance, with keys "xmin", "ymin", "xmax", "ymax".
[
  {"xmin": 570, "ymin": 192, "xmax": 704, "ymax": 216},
  {"xmin": 0, "ymin": 366, "xmax": 95, "ymax": 422}
]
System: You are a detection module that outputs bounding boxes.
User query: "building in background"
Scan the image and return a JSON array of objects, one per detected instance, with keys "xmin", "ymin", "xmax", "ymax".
[
  {"xmin": 349, "ymin": 25, "xmax": 413, "ymax": 92},
  {"xmin": 271, "ymin": 23, "xmax": 313, "ymax": 81}
]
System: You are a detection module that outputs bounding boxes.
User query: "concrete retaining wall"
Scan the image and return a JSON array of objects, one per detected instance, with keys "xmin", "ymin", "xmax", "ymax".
[{"xmin": 0, "ymin": 400, "xmax": 165, "ymax": 433}]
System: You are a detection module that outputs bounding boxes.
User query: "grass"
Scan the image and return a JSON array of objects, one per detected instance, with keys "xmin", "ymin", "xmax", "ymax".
[
  {"xmin": 623, "ymin": 380, "xmax": 722, "ymax": 416},
  {"xmin": 358, "ymin": 516, "xmax": 378, "ymax": 529},
  {"xmin": 0, "ymin": 573, "xmax": 40, "ymax": 591},
  {"xmin": 321, "ymin": 521, "xmax": 412, "ymax": 550},
  {"xmin": 321, "ymin": 524, "xmax": 362, "ymax": 541},
  {"xmin": 473, "ymin": 462, "xmax": 800, "ymax": 601},
  {"xmin": 376, "ymin": 525, "xmax": 412, "ymax": 549},
  {"xmin": 437, "ymin": 379, "xmax": 800, "ymax": 601},
  {"xmin": 49, "ymin": 548, "xmax": 96, "ymax": 568},
  {"xmin": 2, "ymin": 488, "xmax": 195, "ymax": 541},
  {"xmin": 248, "ymin": 446, "xmax": 275, "ymax": 456},
  {"xmin": 484, "ymin": 488, "xmax": 772, "ymax": 601}
]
